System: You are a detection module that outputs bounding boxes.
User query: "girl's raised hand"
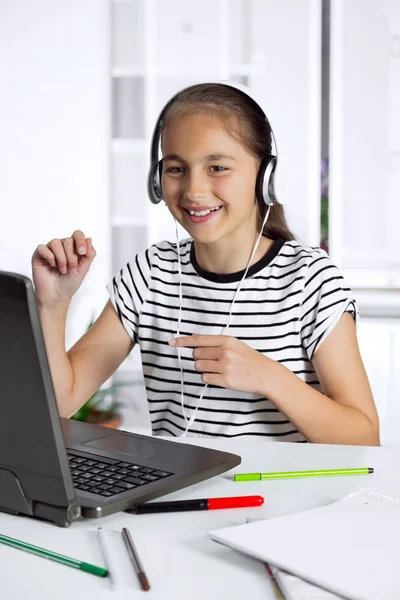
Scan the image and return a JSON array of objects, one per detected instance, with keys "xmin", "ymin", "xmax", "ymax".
[{"xmin": 31, "ymin": 230, "xmax": 97, "ymax": 305}]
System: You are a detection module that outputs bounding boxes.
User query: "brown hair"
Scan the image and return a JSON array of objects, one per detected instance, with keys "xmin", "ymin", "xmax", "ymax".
[{"xmin": 161, "ymin": 83, "xmax": 295, "ymax": 241}]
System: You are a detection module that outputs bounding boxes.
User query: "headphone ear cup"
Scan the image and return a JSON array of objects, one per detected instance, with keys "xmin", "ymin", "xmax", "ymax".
[
  {"xmin": 154, "ymin": 159, "xmax": 163, "ymax": 200},
  {"xmin": 147, "ymin": 160, "xmax": 163, "ymax": 204},
  {"xmin": 256, "ymin": 155, "xmax": 277, "ymax": 206}
]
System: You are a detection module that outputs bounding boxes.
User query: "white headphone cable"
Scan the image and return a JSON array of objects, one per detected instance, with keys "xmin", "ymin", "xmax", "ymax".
[
  {"xmin": 174, "ymin": 218, "xmax": 189, "ymax": 426},
  {"xmin": 176, "ymin": 204, "xmax": 271, "ymax": 437}
]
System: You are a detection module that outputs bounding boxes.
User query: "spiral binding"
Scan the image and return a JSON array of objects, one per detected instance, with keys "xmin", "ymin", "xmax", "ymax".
[{"xmin": 355, "ymin": 488, "xmax": 400, "ymax": 507}]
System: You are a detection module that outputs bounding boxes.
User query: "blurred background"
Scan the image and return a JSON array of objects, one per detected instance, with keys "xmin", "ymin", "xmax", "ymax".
[{"xmin": 0, "ymin": 0, "xmax": 399, "ymax": 442}]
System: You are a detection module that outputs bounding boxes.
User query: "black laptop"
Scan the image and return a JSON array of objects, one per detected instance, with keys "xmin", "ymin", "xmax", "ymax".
[{"xmin": 0, "ymin": 271, "xmax": 240, "ymax": 527}]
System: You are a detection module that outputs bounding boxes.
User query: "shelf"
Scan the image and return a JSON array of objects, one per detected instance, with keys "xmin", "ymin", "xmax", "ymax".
[
  {"xmin": 111, "ymin": 66, "xmax": 257, "ymax": 77},
  {"xmin": 112, "ymin": 225, "xmax": 148, "ymax": 275},
  {"xmin": 230, "ymin": 65, "xmax": 257, "ymax": 76},
  {"xmin": 111, "ymin": 66, "xmax": 145, "ymax": 77},
  {"xmin": 111, "ymin": 139, "xmax": 146, "ymax": 153},
  {"xmin": 111, "ymin": 0, "xmax": 144, "ymax": 68},
  {"xmin": 354, "ymin": 289, "xmax": 400, "ymax": 319},
  {"xmin": 111, "ymin": 217, "xmax": 147, "ymax": 227}
]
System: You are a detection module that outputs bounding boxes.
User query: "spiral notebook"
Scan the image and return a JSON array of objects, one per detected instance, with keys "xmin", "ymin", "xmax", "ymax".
[
  {"xmin": 246, "ymin": 518, "xmax": 345, "ymax": 600},
  {"xmin": 209, "ymin": 488, "xmax": 400, "ymax": 600},
  {"xmin": 263, "ymin": 566, "xmax": 345, "ymax": 600}
]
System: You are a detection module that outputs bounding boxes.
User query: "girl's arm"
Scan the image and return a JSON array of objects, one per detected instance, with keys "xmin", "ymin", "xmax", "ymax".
[
  {"xmin": 171, "ymin": 313, "xmax": 380, "ymax": 446},
  {"xmin": 264, "ymin": 312, "xmax": 380, "ymax": 445},
  {"xmin": 40, "ymin": 299, "xmax": 134, "ymax": 418}
]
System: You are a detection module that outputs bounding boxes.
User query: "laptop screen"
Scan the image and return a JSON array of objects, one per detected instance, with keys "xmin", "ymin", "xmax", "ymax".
[{"xmin": 0, "ymin": 271, "xmax": 75, "ymax": 510}]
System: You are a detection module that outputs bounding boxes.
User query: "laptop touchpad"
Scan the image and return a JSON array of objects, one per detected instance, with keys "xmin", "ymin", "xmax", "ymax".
[{"xmin": 82, "ymin": 433, "xmax": 156, "ymax": 459}]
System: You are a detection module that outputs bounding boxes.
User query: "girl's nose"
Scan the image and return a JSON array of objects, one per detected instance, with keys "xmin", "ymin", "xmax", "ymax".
[{"xmin": 184, "ymin": 172, "xmax": 208, "ymax": 202}]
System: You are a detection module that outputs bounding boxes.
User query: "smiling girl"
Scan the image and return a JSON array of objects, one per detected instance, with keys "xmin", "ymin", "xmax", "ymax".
[{"xmin": 32, "ymin": 83, "xmax": 379, "ymax": 445}]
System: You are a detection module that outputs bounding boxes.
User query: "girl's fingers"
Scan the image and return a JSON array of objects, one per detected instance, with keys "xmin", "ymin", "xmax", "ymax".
[
  {"xmin": 36, "ymin": 244, "xmax": 56, "ymax": 267},
  {"xmin": 192, "ymin": 347, "xmax": 221, "ymax": 360},
  {"xmin": 82, "ymin": 237, "xmax": 96, "ymax": 261},
  {"xmin": 47, "ymin": 238, "xmax": 68, "ymax": 273},
  {"xmin": 37, "ymin": 232, "xmax": 96, "ymax": 274},
  {"xmin": 194, "ymin": 359, "xmax": 222, "ymax": 373},
  {"xmin": 62, "ymin": 237, "xmax": 78, "ymax": 273},
  {"xmin": 71, "ymin": 230, "xmax": 88, "ymax": 256},
  {"xmin": 171, "ymin": 334, "xmax": 227, "ymax": 347}
]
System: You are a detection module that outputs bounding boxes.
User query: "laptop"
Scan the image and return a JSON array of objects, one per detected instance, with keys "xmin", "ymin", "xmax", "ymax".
[{"xmin": 0, "ymin": 270, "xmax": 241, "ymax": 527}]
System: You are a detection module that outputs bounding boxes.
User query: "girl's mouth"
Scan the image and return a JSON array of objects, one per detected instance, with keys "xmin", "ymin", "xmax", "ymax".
[{"xmin": 183, "ymin": 205, "xmax": 223, "ymax": 223}]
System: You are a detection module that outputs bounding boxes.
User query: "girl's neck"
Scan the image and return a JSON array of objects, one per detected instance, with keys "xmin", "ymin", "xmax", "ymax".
[{"xmin": 193, "ymin": 232, "xmax": 273, "ymax": 275}]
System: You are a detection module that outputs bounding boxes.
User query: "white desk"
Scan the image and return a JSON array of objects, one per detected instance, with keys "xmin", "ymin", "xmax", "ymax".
[{"xmin": 2, "ymin": 439, "xmax": 400, "ymax": 600}]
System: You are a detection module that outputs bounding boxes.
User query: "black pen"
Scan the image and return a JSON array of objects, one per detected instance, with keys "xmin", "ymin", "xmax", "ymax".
[
  {"xmin": 127, "ymin": 495, "xmax": 264, "ymax": 514},
  {"xmin": 121, "ymin": 527, "xmax": 150, "ymax": 591}
]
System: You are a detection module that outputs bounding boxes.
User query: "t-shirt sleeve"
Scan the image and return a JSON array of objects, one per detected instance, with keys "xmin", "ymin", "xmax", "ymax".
[
  {"xmin": 300, "ymin": 250, "xmax": 359, "ymax": 360},
  {"xmin": 106, "ymin": 248, "xmax": 152, "ymax": 344}
]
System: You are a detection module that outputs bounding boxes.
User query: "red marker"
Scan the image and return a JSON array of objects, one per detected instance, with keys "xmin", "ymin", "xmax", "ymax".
[{"xmin": 128, "ymin": 495, "xmax": 264, "ymax": 514}]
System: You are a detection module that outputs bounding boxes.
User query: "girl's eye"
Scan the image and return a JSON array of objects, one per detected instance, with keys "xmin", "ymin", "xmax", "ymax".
[
  {"xmin": 209, "ymin": 165, "xmax": 227, "ymax": 173},
  {"xmin": 166, "ymin": 166, "xmax": 184, "ymax": 174},
  {"xmin": 165, "ymin": 165, "xmax": 227, "ymax": 174}
]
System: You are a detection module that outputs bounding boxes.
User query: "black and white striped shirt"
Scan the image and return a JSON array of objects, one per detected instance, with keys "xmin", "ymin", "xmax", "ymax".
[{"xmin": 107, "ymin": 238, "xmax": 358, "ymax": 441}]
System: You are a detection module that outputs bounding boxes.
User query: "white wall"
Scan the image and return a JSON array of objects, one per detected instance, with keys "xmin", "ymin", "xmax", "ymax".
[
  {"xmin": 358, "ymin": 318, "xmax": 400, "ymax": 445},
  {"xmin": 0, "ymin": 0, "xmax": 111, "ymax": 348}
]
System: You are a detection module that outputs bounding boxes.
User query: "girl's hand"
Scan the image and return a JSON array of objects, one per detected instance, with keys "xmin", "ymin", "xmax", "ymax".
[
  {"xmin": 31, "ymin": 230, "xmax": 96, "ymax": 305},
  {"xmin": 170, "ymin": 334, "xmax": 271, "ymax": 395}
]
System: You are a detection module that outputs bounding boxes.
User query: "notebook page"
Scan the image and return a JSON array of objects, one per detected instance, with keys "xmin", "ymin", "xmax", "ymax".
[
  {"xmin": 246, "ymin": 518, "xmax": 345, "ymax": 600},
  {"xmin": 274, "ymin": 569, "xmax": 346, "ymax": 600},
  {"xmin": 210, "ymin": 489, "xmax": 400, "ymax": 600}
]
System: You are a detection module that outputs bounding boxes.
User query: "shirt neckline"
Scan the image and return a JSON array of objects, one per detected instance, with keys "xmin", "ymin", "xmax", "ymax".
[{"xmin": 190, "ymin": 238, "xmax": 286, "ymax": 283}]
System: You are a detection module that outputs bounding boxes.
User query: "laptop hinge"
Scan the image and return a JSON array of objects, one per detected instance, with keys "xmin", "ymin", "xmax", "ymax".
[
  {"xmin": 0, "ymin": 467, "xmax": 81, "ymax": 528},
  {"xmin": 33, "ymin": 501, "xmax": 81, "ymax": 528}
]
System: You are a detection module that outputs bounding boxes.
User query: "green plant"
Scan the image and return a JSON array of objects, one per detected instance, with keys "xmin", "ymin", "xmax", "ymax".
[
  {"xmin": 321, "ymin": 196, "xmax": 329, "ymax": 241},
  {"xmin": 70, "ymin": 318, "xmax": 136, "ymax": 424},
  {"xmin": 320, "ymin": 158, "xmax": 329, "ymax": 253},
  {"xmin": 70, "ymin": 381, "xmax": 129, "ymax": 424}
]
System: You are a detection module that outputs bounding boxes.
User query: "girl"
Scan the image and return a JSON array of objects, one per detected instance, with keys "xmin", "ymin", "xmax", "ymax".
[{"xmin": 32, "ymin": 83, "xmax": 379, "ymax": 445}]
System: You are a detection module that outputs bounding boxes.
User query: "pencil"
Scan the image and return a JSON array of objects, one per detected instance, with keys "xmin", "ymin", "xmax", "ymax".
[
  {"xmin": 97, "ymin": 528, "xmax": 115, "ymax": 589},
  {"xmin": 264, "ymin": 563, "xmax": 287, "ymax": 600},
  {"xmin": 234, "ymin": 467, "xmax": 374, "ymax": 481},
  {"xmin": 121, "ymin": 527, "xmax": 150, "ymax": 591},
  {"xmin": 0, "ymin": 532, "xmax": 107, "ymax": 578}
]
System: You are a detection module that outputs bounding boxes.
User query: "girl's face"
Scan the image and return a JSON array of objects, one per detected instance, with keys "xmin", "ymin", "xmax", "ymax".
[{"xmin": 161, "ymin": 113, "xmax": 260, "ymax": 246}]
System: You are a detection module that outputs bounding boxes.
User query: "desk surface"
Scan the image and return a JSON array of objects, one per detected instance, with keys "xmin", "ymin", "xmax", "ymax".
[{"xmin": 1, "ymin": 438, "xmax": 399, "ymax": 600}]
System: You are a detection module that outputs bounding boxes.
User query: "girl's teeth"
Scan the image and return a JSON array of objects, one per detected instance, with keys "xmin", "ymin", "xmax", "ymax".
[
  {"xmin": 190, "ymin": 210, "xmax": 210, "ymax": 216},
  {"xmin": 189, "ymin": 207, "xmax": 220, "ymax": 216}
]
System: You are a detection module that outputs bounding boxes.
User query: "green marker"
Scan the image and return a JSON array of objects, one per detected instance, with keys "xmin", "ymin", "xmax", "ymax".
[
  {"xmin": 234, "ymin": 467, "xmax": 374, "ymax": 482},
  {"xmin": 0, "ymin": 533, "xmax": 107, "ymax": 578}
]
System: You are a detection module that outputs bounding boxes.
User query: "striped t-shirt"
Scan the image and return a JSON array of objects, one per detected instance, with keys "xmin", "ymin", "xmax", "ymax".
[{"xmin": 107, "ymin": 237, "xmax": 358, "ymax": 441}]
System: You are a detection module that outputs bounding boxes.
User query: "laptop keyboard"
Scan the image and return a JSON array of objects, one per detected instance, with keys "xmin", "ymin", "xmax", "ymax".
[{"xmin": 67, "ymin": 451, "xmax": 173, "ymax": 498}]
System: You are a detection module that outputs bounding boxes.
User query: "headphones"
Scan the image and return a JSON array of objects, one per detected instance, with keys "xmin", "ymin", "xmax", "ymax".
[{"xmin": 147, "ymin": 81, "xmax": 279, "ymax": 208}]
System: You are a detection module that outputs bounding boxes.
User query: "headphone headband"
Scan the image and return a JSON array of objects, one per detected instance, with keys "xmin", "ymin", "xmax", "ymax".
[{"xmin": 147, "ymin": 81, "xmax": 278, "ymax": 207}]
